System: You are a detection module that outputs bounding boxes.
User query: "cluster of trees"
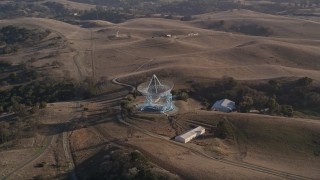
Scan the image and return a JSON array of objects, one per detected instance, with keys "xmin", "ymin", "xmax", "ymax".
[
  {"xmin": 0, "ymin": 117, "xmax": 39, "ymax": 144},
  {"xmin": 42, "ymin": 2, "xmax": 70, "ymax": 17},
  {"xmin": 192, "ymin": 77, "xmax": 320, "ymax": 117},
  {"xmin": 0, "ymin": 25, "xmax": 50, "ymax": 54},
  {"xmin": 69, "ymin": 0, "xmax": 240, "ymax": 18},
  {"xmin": 0, "ymin": 1, "xmax": 140, "ymax": 24},
  {"xmin": 6, "ymin": 69, "xmax": 39, "ymax": 84},
  {"xmin": 0, "ymin": 61, "xmax": 12, "ymax": 72},
  {"xmin": 87, "ymin": 146, "xmax": 166, "ymax": 179},
  {"xmin": 71, "ymin": 0, "xmax": 320, "ymax": 21},
  {"xmin": 172, "ymin": 89, "xmax": 189, "ymax": 101},
  {"xmin": 121, "ymin": 99, "xmax": 134, "ymax": 119},
  {"xmin": 0, "ymin": 3, "xmax": 28, "ymax": 19},
  {"xmin": 80, "ymin": 8, "xmax": 134, "ymax": 23},
  {"xmin": 284, "ymin": 0, "xmax": 320, "ymax": 7},
  {"xmin": 0, "ymin": 1, "xmax": 78, "ymax": 19},
  {"xmin": 0, "ymin": 61, "xmax": 45, "ymax": 85},
  {"xmin": 69, "ymin": 0, "xmax": 122, "ymax": 6},
  {"xmin": 229, "ymin": 22, "xmax": 274, "ymax": 36},
  {"xmin": 1, "ymin": 0, "xmax": 320, "ymax": 26},
  {"xmin": 0, "ymin": 79, "xmax": 92, "ymax": 114},
  {"xmin": 157, "ymin": 0, "xmax": 240, "ymax": 16}
]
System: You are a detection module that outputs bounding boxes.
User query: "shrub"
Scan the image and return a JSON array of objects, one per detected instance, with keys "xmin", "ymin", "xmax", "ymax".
[
  {"xmin": 239, "ymin": 96, "xmax": 253, "ymax": 113},
  {"xmin": 0, "ymin": 61, "xmax": 11, "ymax": 67},
  {"xmin": 39, "ymin": 101, "xmax": 47, "ymax": 109},
  {"xmin": 281, "ymin": 105, "xmax": 294, "ymax": 117},
  {"xmin": 297, "ymin": 77, "xmax": 312, "ymax": 87},
  {"xmin": 215, "ymin": 120, "xmax": 228, "ymax": 139},
  {"xmin": 180, "ymin": 15, "xmax": 193, "ymax": 21},
  {"xmin": 9, "ymin": 72, "xmax": 17, "ymax": 82},
  {"xmin": 179, "ymin": 92, "xmax": 189, "ymax": 101}
]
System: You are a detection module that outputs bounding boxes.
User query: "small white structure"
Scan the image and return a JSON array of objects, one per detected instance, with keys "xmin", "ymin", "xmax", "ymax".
[
  {"xmin": 175, "ymin": 126, "xmax": 205, "ymax": 143},
  {"xmin": 188, "ymin": 32, "xmax": 199, "ymax": 36},
  {"xmin": 211, "ymin": 99, "xmax": 236, "ymax": 112}
]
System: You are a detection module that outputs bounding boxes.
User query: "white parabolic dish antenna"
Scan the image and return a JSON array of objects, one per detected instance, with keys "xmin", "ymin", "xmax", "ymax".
[
  {"xmin": 137, "ymin": 74, "xmax": 174, "ymax": 112},
  {"xmin": 137, "ymin": 74, "xmax": 173, "ymax": 96}
]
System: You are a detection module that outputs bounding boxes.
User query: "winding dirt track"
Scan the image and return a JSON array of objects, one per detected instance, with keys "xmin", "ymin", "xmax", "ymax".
[
  {"xmin": 1, "ymin": 112, "xmax": 80, "ymax": 180},
  {"xmin": 1, "ymin": 136, "xmax": 53, "ymax": 180}
]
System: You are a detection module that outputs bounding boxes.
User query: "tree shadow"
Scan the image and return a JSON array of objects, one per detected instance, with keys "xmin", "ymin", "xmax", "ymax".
[{"xmin": 36, "ymin": 112, "xmax": 117, "ymax": 136}]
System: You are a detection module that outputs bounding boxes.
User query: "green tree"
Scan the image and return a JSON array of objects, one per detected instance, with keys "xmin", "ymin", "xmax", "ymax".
[
  {"xmin": 215, "ymin": 120, "xmax": 228, "ymax": 139},
  {"xmin": 9, "ymin": 72, "xmax": 17, "ymax": 82},
  {"xmin": 13, "ymin": 103, "xmax": 28, "ymax": 117},
  {"xmin": 181, "ymin": 15, "xmax": 192, "ymax": 21},
  {"xmin": 253, "ymin": 94, "xmax": 268, "ymax": 112},
  {"xmin": 297, "ymin": 77, "xmax": 312, "ymax": 87},
  {"xmin": 267, "ymin": 97, "xmax": 280, "ymax": 114},
  {"xmin": 281, "ymin": 105, "xmax": 294, "ymax": 117},
  {"xmin": 239, "ymin": 96, "xmax": 253, "ymax": 112},
  {"xmin": 39, "ymin": 101, "xmax": 47, "ymax": 109},
  {"xmin": 0, "ymin": 121, "xmax": 10, "ymax": 143},
  {"xmin": 268, "ymin": 79, "xmax": 280, "ymax": 94},
  {"xmin": 179, "ymin": 92, "xmax": 189, "ymax": 101}
]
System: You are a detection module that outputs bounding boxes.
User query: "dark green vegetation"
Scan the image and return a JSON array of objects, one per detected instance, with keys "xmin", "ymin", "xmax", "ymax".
[
  {"xmin": 70, "ymin": 0, "xmax": 320, "ymax": 17},
  {"xmin": 77, "ymin": 145, "xmax": 168, "ymax": 180},
  {"xmin": 0, "ymin": 25, "xmax": 50, "ymax": 54},
  {"xmin": 199, "ymin": 20, "xmax": 274, "ymax": 36},
  {"xmin": 0, "ymin": 63, "xmax": 40, "ymax": 85},
  {"xmin": 0, "ymin": 116, "xmax": 39, "ymax": 145},
  {"xmin": 0, "ymin": 1, "xmax": 76, "ymax": 19},
  {"xmin": 120, "ymin": 93, "xmax": 138, "ymax": 119},
  {"xmin": 1, "ymin": 0, "xmax": 319, "ymax": 24},
  {"xmin": 172, "ymin": 90, "xmax": 189, "ymax": 101},
  {"xmin": 0, "ymin": 25, "xmax": 95, "ymax": 114},
  {"xmin": 0, "ymin": 61, "xmax": 89, "ymax": 112},
  {"xmin": 192, "ymin": 77, "xmax": 320, "ymax": 117},
  {"xmin": 0, "ymin": 80, "xmax": 75, "ymax": 112},
  {"xmin": 80, "ymin": 7, "xmax": 134, "ymax": 23},
  {"xmin": 0, "ymin": 70, "xmax": 96, "ymax": 112},
  {"xmin": 0, "ymin": 76, "xmax": 94, "ymax": 145}
]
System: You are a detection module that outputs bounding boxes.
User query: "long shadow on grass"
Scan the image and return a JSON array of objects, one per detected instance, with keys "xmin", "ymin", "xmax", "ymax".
[{"xmin": 37, "ymin": 111, "xmax": 118, "ymax": 136}]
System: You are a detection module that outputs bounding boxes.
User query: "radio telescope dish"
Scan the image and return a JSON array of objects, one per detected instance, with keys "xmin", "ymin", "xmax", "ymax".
[{"xmin": 137, "ymin": 74, "xmax": 174, "ymax": 112}]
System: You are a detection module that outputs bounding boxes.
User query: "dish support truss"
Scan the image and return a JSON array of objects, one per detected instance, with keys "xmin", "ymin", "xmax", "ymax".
[
  {"xmin": 140, "ymin": 92, "xmax": 174, "ymax": 113},
  {"xmin": 139, "ymin": 75, "xmax": 174, "ymax": 113}
]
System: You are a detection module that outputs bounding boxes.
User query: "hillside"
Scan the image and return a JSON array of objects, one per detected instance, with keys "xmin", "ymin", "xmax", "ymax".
[
  {"xmin": 1, "ymin": 8, "xmax": 320, "ymax": 180},
  {"xmin": 2, "ymin": 10, "xmax": 320, "ymax": 82},
  {"xmin": 94, "ymin": 11, "xmax": 320, "ymax": 81},
  {"xmin": 193, "ymin": 9, "xmax": 320, "ymax": 39}
]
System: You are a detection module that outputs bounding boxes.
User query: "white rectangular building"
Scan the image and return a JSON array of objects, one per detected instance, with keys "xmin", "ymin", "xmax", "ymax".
[{"xmin": 175, "ymin": 126, "xmax": 205, "ymax": 143}]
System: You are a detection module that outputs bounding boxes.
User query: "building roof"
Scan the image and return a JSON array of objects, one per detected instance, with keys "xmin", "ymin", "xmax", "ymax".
[
  {"xmin": 176, "ymin": 126, "xmax": 205, "ymax": 140},
  {"xmin": 212, "ymin": 99, "xmax": 235, "ymax": 110}
]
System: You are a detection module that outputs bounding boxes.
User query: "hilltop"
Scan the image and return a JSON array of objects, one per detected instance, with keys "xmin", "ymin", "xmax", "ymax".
[{"xmin": 0, "ymin": 8, "xmax": 320, "ymax": 180}]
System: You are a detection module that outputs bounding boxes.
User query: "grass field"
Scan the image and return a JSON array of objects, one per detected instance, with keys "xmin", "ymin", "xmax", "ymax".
[{"xmin": 1, "ymin": 6, "xmax": 320, "ymax": 179}]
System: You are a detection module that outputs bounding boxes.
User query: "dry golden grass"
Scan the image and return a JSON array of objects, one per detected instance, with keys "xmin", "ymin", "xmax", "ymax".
[
  {"xmin": 188, "ymin": 110, "xmax": 320, "ymax": 179},
  {"xmin": 2, "ymin": 10, "xmax": 320, "ymax": 82},
  {"xmin": 1, "ymin": 9, "xmax": 320, "ymax": 179}
]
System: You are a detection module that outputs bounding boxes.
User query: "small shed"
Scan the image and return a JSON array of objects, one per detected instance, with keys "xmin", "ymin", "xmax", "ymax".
[
  {"xmin": 211, "ymin": 99, "xmax": 235, "ymax": 112},
  {"xmin": 175, "ymin": 126, "xmax": 205, "ymax": 143}
]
